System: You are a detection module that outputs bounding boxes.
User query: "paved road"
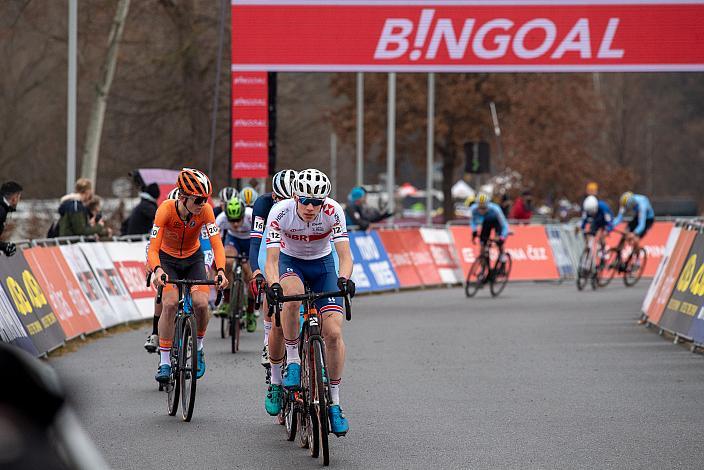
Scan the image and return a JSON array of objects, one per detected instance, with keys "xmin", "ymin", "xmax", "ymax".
[{"xmin": 52, "ymin": 283, "xmax": 704, "ymax": 469}]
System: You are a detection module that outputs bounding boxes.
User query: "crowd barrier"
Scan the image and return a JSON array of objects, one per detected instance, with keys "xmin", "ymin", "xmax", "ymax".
[
  {"xmin": 0, "ymin": 222, "xmax": 675, "ymax": 358},
  {"xmin": 641, "ymin": 220, "xmax": 704, "ymax": 347}
]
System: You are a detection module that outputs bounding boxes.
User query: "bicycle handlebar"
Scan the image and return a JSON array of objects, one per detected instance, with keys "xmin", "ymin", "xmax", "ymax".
[
  {"xmin": 271, "ymin": 289, "xmax": 352, "ymax": 327},
  {"xmin": 155, "ymin": 274, "xmax": 224, "ymax": 306},
  {"xmin": 254, "ymin": 277, "xmax": 265, "ymax": 310}
]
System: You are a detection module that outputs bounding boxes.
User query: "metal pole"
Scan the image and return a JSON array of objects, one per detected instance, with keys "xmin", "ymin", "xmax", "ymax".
[
  {"xmin": 426, "ymin": 73, "xmax": 434, "ymax": 226},
  {"xmin": 356, "ymin": 72, "xmax": 364, "ymax": 186},
  {"xmin": 208, "ymin": 0, "xmax": 228, "ymax": 177},
  {"xmin": 330, "ymin": 133, "xmax": 337, "ymax": 199},
  {"xmin": 67, "ymin": 0, "xmax": 77, "ymax": 193},
  {"xmin": 386, "ymin": 72, "xmax": 396, "ymax": 220},
  {"xmin": 489, "ymin": 101, "xmax": 503, "ymax": 171}
]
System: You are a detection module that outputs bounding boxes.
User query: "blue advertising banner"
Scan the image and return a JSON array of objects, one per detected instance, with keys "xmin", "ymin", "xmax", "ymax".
[{"xmin": 348, "ymin": 231, "xmax": 399, "ymax": 293}]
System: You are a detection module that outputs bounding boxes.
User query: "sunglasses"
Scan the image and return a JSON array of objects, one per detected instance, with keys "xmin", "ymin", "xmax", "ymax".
[
  {"xmin": 298, "ymin": 197, "xmax": 325, "ymax": 207},
  {"xmin": 189, "ymin": 196, "xmax": 207, "ymax": 205}
]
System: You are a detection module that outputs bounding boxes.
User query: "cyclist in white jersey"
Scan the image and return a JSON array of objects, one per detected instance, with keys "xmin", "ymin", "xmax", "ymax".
[{"xmin": 264, "ymin": 169, "xmax": 354, "ymax": 435}]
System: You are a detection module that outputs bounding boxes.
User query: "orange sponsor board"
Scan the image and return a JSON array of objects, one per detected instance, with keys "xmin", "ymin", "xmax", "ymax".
[
  {"xmin": 606, "ymin": 222, "xmax": 674, "ymax": 277},
  {"xmin": 398, "ymin": 229, "xmax": 443, "ymax": 286},
  {"xmin": 450, "ymin": 225, "xmax": 559, "ymax": 281},
  {"xmin": 23, "ymin": 246, "xmax": 101, "ymax": 338},
  {"xmin": 645, "ymin": 228, "xmax": 697, "ymax": 325},
  {"xmin": 377, "ymin": 229, "xmax": 423, "ymax": 287},
  {"xmin": 114, "ymin": 260, "xmax": 155, "ymax": 300}
]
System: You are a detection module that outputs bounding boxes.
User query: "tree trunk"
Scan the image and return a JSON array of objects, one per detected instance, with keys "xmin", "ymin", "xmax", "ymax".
[{"xmin": 80, "ymin": 0, "xmax": 131, "ymax": 189}]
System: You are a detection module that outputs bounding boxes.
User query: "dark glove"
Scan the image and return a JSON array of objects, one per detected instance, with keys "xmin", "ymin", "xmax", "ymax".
[
  {"xmin": 337, "ymin": 277, "xmax": 356, "ymax": 298},
  {"xmin": 471, "ymin": 231, "xmax": 478, "ymax": 243},
  {"xmin": 267, "ymin": 282, "xmax": 283, "ymax": 303},
  {"xmin": 250, "ymin": 273, "xmax": 266, "ymax": 298},
  {"xmin": 2, "ymin": 243, "xmax": 16, "ymax": 257}
]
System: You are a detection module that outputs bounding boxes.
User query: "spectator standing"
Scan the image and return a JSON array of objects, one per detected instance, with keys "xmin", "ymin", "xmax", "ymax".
[
  {"xmin": 344, "ymin": 186, "xmax": 392, "ymax": 231},
  {"xmin": 58, "ymin": 178, "xmax": 111, "ymax": 238},
  {"xmin": 509, "ymin": 190, "xmax": 533, "ymax": 221},
  {"xmin": 123, "ymin": 183, "xmax": 159, "ymax": 235},
  {"xmin": 0, "ymin": 181, "xmax": 22, "ymax": 256}
]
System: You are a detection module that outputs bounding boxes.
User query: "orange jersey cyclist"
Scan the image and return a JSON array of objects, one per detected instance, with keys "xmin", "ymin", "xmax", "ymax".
[
  {"xmin": 264, "ymin": 168, "xmax": 354, "ymax": 435},
  {"xmin": 149, "ymin": 168, "xmax": 228, "ymax": 384}
]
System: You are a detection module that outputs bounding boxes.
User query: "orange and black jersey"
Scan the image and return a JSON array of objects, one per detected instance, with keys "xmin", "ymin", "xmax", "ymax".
[{"xmin": 148, "ymin": 200, "xmax": 225, "ymax": 272}]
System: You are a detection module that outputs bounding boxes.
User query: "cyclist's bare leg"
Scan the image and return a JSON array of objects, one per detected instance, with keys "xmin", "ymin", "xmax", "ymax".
[
  {"xmin": 322, "ymin": 312, "xmax": 345, "ymax": 405},
  {"xmin": 280, "ymin": 276, "xmax": 304, "ymax": 365},
  {"xmin": 192, "ymin": 290, "xmax": 210, "ymax": 350},
  {"xmin": 268, "ymin": 312, "xmax": 285, "ymax": 384},
  {"xmin": 157, "ymin": 291, "xmax": 178, "ymax": 365}
]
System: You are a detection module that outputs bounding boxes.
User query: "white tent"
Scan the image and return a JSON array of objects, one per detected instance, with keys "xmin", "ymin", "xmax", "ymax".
[{"xmin": 451, "ymin": 179, "xmax": 475, "ymax": 199}]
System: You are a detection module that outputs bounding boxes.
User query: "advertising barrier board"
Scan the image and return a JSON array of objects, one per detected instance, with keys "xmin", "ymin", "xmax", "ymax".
[
  {"xmin": 376, "ymin": 229, "xmax": 423, "ymax": 288},
  {"xmin": 104, "ymin": 241, "xmax": 155, "ymax": 319},
  {"xmin": 24, "ymin": 246, "xmax": 101, "ymax": 339},
  {"xmin": 420, "ymin": 228, "xmax": 462, "ymax": 284},
  {"xmin": 0, "ymin": 253, "xmax": 65, "ymax": 354},
  {"xmin": 348, "ymin": 231, "xmax": 399, "ymax": 293},
  {"xmin": 0, "ymin": 282, "xmax": 38, "ymax": 355},
  {"xmin": 641, "ymin": 226, "xmax": 680, "ymax": 315}
]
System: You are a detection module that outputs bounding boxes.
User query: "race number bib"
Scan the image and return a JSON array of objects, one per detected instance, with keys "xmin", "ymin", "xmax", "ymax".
[
  {"xmin": 254, "ymin": 216, "xmax": 265, "ymax": 233},
  {"xmin": 150, "ymin": 225, "xmax": 160, "ymax": 239},
  {"xmin": 206, "ymin": 223, "xmax": 220, "ymax": 237}
]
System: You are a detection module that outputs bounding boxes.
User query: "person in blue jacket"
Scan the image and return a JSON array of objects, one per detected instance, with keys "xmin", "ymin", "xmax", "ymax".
[
  {"xmin": 613, "ymin": 191, "xmax": 655, "ymax": 252},
  {"xmin": 469, "ymin": 192, "xmax": 510, "ymax": 254},
  {"xmin": 249, "ymin": 169, "xmax": 298, "ymax": 368},
  {"xmin": 580, "ymin": 195, "xmax": 613, "ymax": 249}
]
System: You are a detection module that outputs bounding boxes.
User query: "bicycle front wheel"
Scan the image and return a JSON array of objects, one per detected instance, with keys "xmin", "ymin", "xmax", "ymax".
[
  {"xmin": 311, "ymin": 339, "xmax": 330, "ymax": 466},
  {"xmin": 597, "ymin": 248, "xmax": 619, "ymax": 287},
  {"xmin": 465, "ymin": 257, "xmax": 487, "ymax": 298},
  {"xmin": 490, "ymin": 253, "xmax": 512, "ymax": 297},
  {"xmin": 624, "ymin": 248, "xmax": 647, "ymax": 286},
  {"xmin": 576, "ymin": 248, "xmax": 591, "ymax": 291},
  {"xmin": 230, "ymin": 280, "xmax": 242, "ymax": 354},
  {"xmin": 180, "ymin": 315, "xmax": 198, "ymax": 422}
]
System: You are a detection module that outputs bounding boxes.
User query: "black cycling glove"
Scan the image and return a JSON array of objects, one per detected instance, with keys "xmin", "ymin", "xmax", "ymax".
[{"xmin": 337, "ymin": 277, "xmax": 356, "ymax": 298}]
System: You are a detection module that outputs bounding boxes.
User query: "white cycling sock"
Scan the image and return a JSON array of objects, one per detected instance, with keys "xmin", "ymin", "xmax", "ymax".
[
  {"xmin": 159, "ymin": 348, "xmax": 170, "ymax": 366},
  {"xmin": 263, "ymin": 320, "xmax": 272, "ymax": 347},
  {"xmin": 271, "ymin": 363, "xmax": 283, "ymax": 385},
  {"xmin": 285, "ymin": 339, "xmax": 300, "ymax": 365},
  {"xmin": 197, "ymin": 336, "xmax": 204, "ymax": 351},
  {"xmin": 330, "ymin": 379, "xmax": 341, "ymax": 405}
]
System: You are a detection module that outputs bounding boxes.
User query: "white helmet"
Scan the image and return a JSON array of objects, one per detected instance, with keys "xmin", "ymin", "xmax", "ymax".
[
  {"xmin": 218, "ymin": 186, "xmax": 238, "ymax": 203},
  {"xmin": 294, "ymin": 169, "xmax": 331, "ymax": 199},
  {"xmin": 167, "ymin": 187, "xmax": 180, "ymax": 200},
  {"xmin": 272, "ymin": 169, "xmax": 298, "ymax": 199},
  {"xmin": 583, "ymin": 195, "xmax": 599, "ymax": 215}
]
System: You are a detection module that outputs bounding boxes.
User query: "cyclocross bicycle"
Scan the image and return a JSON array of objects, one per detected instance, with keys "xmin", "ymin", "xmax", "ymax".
[
  {"xmin": 220, "ymin": 253, "xmax": 252, "ymax": 353},
  {"xmin": 465, "ymin": 238, "xmax": 513, "ymax": 298},
  {"xmin": 271, "ymin": 284, "xmax": 352, "ymax": 467},
  {"xmin": 155, "ymin": 275, "xmax": 222, "ymax": 422},
  {"xmin": 601, "ymin": 229, "xmax": 648, "ymax": 287},
  {"xmin": 576, "ymin": 232, "xmax": 611, "ymax": 290}
]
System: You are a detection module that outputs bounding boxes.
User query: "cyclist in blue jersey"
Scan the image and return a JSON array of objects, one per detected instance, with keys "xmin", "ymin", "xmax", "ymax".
[
  {"xmin": 264, "ymin": 169, "xmax": 354, "ymax": 436},
  {"xmin": 580, "ymin": 195, "xmax": 613, "ymax": 247},
  {"xmin": 249, "ymin": 170, "xmax": 298, "ymax": 367},
  {"xmin": 613, "ymin": 191, "xmax": 655, "ymax": 252},
  {"xmin": 469, "ymin": 192, "xmax": 510, "ymax": 254}
]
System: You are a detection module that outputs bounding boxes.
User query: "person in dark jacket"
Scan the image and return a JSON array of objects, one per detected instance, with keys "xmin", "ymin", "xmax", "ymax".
[
  {"xmin": 0, "ymin": 181, "xmax": 22, "ymax": 256},
  {"xmin": 124, "ymin": 183, "xmax": 160, "ymax": 235},
  {"xmin": 344, "ymin": 186, "xmax": 393, "ymax": 231},
  {"xmin": 58, "ymin": 178, "xmax": 111, "ymax": 238}
]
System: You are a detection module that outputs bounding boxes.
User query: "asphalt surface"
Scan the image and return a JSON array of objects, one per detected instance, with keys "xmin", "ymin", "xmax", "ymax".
[{"xmin": 52, "ymin": 282, "xmax": 704, "ymax": 469}]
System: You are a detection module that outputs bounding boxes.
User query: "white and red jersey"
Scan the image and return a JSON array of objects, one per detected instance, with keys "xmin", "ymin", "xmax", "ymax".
[
  {"xmin": 215, "ymin": 207, "xmax": 253, "ymax": 240},
  {"xmin": 265, "ymin": 198, "xmax": 348, "ymax": 260}
]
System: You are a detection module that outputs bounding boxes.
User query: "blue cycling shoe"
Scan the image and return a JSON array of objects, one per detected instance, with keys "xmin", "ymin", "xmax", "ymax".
[
  {"xmin": 283, "ymin": 363, "xmax": 301, "ymax": 389},
  {"xmin": 265, "ymin": 384, "xmax": 283, "ymax": 416},
  {"xmin": 328, "ymin": 405, "xmax": 349, "ymax": 436},
  {"xmin": 155, "ymin": 364, "xmax": 171, "ymax": 383},
  {"xmin": 196, "ymin": 349, "xmax": 206, "ymax": 379}
]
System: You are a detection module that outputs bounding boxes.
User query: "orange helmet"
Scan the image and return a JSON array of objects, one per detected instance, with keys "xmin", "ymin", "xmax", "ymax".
[{"xmin": 177, "ymin": 168, "xmax": 212, "ymax": 197}]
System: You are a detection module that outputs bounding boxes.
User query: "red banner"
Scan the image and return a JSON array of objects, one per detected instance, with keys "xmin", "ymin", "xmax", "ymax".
[
  {"xmin": 23, "ymin": 247, "xmax": 101, "ymax": 338},
  {"xmin": 231, "ymin": 72, "xmax": 268, "ymax": 178},
  {"xmin": 377, "ymin": 229, "xmax": 423, "ymax": 287},
  {"xmin": 450, "ymin": 225, "xmax": 560, "ymax": 281},
  {"xmin": 399, "ymin": 229, "xmax": 443, "ymax": 286},
  {"xmin": 605, "ymin": 221, "xmax": 673, "ymax": 277},
  {"xmin": 231, "ymin": 1, "xmax": 704, "ymax": 72}
]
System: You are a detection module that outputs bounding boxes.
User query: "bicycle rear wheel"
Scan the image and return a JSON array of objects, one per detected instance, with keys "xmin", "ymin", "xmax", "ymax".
[
  {"xmin": 597, "ymin": 248, "xmax": 619, "ymax": 287},
  {"xmin": 180, "ymin": 315, "xmax": 198, "ymax": 422},
  {"xmin": 312, "ymin": 339, "xmax": 330, "ymax": 466},
  {"xmin": 167, "ymin": 344, "xmax": 180, "ymax": 416},
  {"xmin": 230, "ymin": 280, "xmax": 242, "ymax": 353},
  {"xmin": 576, "ymin": 248, "xmax": 591, "ymax": 291},
  {"xmin": 285, "ymin": 392, "xmax": 297, "ymax": 441},
  {"xmin": 624, "ymin": 248, "xmax": 647, "ymax": 286},
  {"xmin": 490, "ymin": 253, "xmax": 512, "ymax": 297},
  {"xmin": 465, "ymin": 257, "xmax": 487, "ymax": 297}
]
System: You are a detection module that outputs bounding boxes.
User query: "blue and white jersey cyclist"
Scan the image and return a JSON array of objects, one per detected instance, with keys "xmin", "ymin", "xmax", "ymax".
[
  {"xmin": 613, "ymin": 191, "xmax": 654, "ymax": 237},
  {"xmin": 263, "ymin": 168, "xmax": 354, "ymax": 436},
  {"xmin": 580, "ymin": 195, "xmax": 613, "ymax": 242},
  {"xmin": 249, "ymin": 170, "xmax": 298, "ymax": 367},
  {"xmin": 468, "ymin": 192, "xmax": 510, "ymax": 249}
]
